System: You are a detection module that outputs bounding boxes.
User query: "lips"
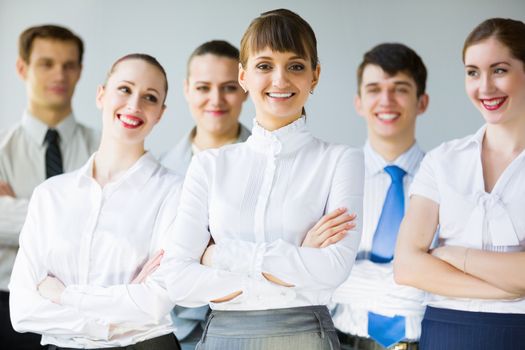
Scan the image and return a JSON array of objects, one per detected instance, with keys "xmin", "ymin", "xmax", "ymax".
[
  {"xmin": 117, "ymin": 114, "xmax": 144, "ymax": 128},
  {"xmin": 375, "ymin": 112, "xmax": 400, "ymax": 123},
  {"xmin": 205, "ymin": 110, "xmax": 227, "ymax": 117},
  {"xmin": 48, "ymin": 86, "xmax": 67, "ymax": 94},
  {"xmin": 480, "ymin": 96, "xmax": 507, "ymax": 111},
  {"xmin": 267, "ymin": 92, "xmax": 295, "ymax": 100}
]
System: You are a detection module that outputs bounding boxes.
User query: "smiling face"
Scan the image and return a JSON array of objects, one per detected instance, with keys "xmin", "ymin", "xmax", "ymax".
[
  {"xmin": 185, "ymin": 54, "xmax": 247, "ymax": 137},
  {"xmin": 96, "ymin": 58, "xmax": 166, "ymax": 146},
  {"xmin": 17, "ymin": 38, "xmax": 81, "ymax": 124},
  {"xmin": 355, "ymin": 64, "xmax": 428, "ymax": 147},
  {"xmin": 239, "ymin": 47, "xmax": 320, "ymax": 130},
  {"xmin": 464, "ymin": 37, "xmax": 525, "ymax": 127}
]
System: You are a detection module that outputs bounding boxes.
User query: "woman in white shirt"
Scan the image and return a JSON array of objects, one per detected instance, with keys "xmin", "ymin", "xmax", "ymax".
[
  {"xmin": 157, "ymin": 8, "xmax": 364, "ymax": 350},
  {"xmin": 394, "ymin": 18, "xmax": 525, "ymax": 350},
  {"xmin": 9, "ymin": 54, "xmax": 183, "ymax": 349}
]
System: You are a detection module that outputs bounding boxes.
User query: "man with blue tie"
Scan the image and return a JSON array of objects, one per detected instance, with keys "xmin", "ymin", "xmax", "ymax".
[
  {"xmin": 332, "ymin": 43, "xmax": 429, "ymax": 350},
  {"xmin": 0, "ymin": 25, "xmax": 98, "ymax": 349}
]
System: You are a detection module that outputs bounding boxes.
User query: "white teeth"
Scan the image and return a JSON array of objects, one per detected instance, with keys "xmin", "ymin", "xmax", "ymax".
[
  {"xmin": 377, "ymin": 113, "xmax": 398, "ymax": 121},
  {"xmin": 120, "ymin": 115, "xmax": 141, "ymax": 126},
  {"xmin": 483, "ymin": 98, "xmax": 504, "ymax": 106},
  {"xmin": 268, "ymin": 92, "xmax": 293, "ymax": 98}
]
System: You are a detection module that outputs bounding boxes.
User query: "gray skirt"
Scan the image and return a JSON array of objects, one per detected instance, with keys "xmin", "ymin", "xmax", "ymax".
[{"xmin": 196, "ymin": 305, "xmax": 340, "ymax": 350}]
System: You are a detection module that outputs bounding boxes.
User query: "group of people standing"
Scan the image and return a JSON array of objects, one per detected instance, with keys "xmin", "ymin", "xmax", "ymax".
[{"xmin": 0, "ymin": 8, "xmax": 524, "ymax": 350}]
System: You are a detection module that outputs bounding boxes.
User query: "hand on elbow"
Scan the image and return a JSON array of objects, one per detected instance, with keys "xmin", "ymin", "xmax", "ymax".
[{"xmin": 37, "ymin": 275, "xmax": 65, "ymax": 304}]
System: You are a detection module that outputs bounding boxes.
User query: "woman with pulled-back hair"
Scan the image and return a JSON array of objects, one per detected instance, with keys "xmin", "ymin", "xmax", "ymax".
[
  {"xmin": 9, "ymin": 54, "xmax": 182, "ymax": 349},
  {"xmin": 395, "ymin": 18, "xmax": 525, "ymax": 350},
  {"xmin": 157, "ymin": 8, "xmax": 364, "ymax": 349}
]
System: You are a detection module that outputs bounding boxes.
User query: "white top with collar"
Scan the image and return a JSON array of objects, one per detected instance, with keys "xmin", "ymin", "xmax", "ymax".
[
  {"xmin": 0, "ymin": 111, "xmax": 98, "ymax": 290},
  {"xmin": 9, "ymin": 152, "xmax": 182, "ymax": 348},
  {"xmin": 332, "ymin": 142, "xmax": 426, "ymax": 340},
  {"xmin": 410, "ymin": 125, "xmax": 525, "ymax": 313},
  {"xmin": 160, "ymin": 116, "xmax": 364, "ymax": 310}
]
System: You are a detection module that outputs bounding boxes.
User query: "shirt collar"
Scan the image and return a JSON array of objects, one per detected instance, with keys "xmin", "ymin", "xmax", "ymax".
[
  {"xmin": 76, "ymin": 151, "xmax": 160, "ymax": 190},
  {"xmin": 247, "ymin": 116, "xmax": 312, "ymax": 156},
  {"xmin": 454, "ymin": 124, "xmax": 487, "ymax": 152},
  {"xmin": 22, "ymin": 110, "xmax": 77, "ymax": 147},
  {"xmin": 364, "ymin": 140, "xmax": 425, "ymax": 177}
]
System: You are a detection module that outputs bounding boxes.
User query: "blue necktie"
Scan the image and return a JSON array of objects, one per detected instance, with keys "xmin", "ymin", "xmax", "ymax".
[{"xmin": 368, "ymin": 165, "xmax": 406, "ymax": 348}]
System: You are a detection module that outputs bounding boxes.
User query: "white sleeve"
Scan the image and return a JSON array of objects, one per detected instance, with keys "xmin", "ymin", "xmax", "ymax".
[
  {"xmin": 409, "ymin": 150, "xmax": 440, "ymax": 203},
  {"xmin": 212, "ymin": 148, "xmax": 364, "ymax": 289},
  {"xmin": 0, "ymin": 194, "xmax": 29, "ymax": 247},
  {"xmin": 158, "ymin": 154, "xmax": 252, "ymax": 307},
  {"xmin": 9, "ymin": 187, "xmax": 109, "ymax": 340},
  {"xmin": 59, "ymin": 185, "xmax": 181, "ymax": 326}
]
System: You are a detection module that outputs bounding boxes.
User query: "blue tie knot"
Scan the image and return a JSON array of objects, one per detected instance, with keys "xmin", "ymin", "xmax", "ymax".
[{"xmin": 384, "ymin": 165, "xmax": 406, "ymax": 183}]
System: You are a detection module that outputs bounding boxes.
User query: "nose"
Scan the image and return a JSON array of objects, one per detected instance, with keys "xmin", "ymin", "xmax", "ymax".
[
  {"xmin": 127, "ymin": 93, "xmax": 142, "ymax": 112},
  {"xmin": 479, "ymin": 73, "xmax": 496, "ymax": 94},
  {"xmin": 209, "ymin": 87, "xmax": 223, "ymax": 107},
  {"xmin": 271, "ymin": 67, "xmax": 290, "ymax": 89},
  {"xmin": 379, "ymin": 89, "xmax": 395, "ymax": 106}
]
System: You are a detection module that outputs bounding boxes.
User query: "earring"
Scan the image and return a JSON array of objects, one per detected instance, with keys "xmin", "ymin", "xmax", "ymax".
[{"xmin": 309, "ymin": 90, "xmax": 314, "ymax": 95}]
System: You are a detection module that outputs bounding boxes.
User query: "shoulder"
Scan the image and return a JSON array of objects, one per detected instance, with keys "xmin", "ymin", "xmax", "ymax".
[
  {"xmin": 425, "ymin": 133, "xmax": 477, "ymax": 163},
  {"xmin": 0, "ymin": 123, "xmax": 24, "ymax": 153}
]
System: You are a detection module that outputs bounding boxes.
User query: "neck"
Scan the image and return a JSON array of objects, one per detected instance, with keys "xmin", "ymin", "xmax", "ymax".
[
  {"xmin": 193, "ymin": 123, "xmax": 240, "ymax": 150},
  {"xmin": 256, "ymin": 114, "xmax": 300, "ymax": 132},
  {"xmin": 29, "ymin": 103, "xmax": 72, "ymax": 127},
  {"xmin": 484, "ymin": 119, "xmax": 525, "ymax": 154},
  {"xmin": 93, "ymin": 135, "xmax": 145, "ymax": 187},
  {"xmin": 368, "ymin": 133, "xmax": 415, "ymax": 162}
]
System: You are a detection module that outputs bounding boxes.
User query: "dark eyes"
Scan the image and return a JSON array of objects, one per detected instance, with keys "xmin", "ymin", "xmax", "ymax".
[
  {"xmin": 195, "ymin": 85, "xmax": 239, "ymax": 93},
  {"xmin": 255, "ymin": 63, "xmax": 306, "ymax": 71},
  {"xmin": 117, "ymin": 86, "xmax": 158, "ymax": 103}
]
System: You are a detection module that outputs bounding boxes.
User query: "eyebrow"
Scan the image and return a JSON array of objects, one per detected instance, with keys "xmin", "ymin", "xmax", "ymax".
[
  {"xmin": 121, "ymin": 80, "xmax": 161, "ymax": 94},
  {"xmin": 465, "ymin": 61, "xmax": 511, "ymax": 69},
  {"xmin": 364, "ymin": 81, "xmax": 413, "ymax": 88},
  {"xmin": 254, "ymin": 55, "xmax": 305, "ymax": 61}
]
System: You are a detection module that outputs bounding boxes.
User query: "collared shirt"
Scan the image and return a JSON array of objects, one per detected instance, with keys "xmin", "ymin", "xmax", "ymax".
[
  {"xmin": 161, "ymin": 123, "xmax": 250, "ymax": 341},
  {"xmin": 410, "ymin": 124, "xmax": 525, "ymax": 313},
  {"xmin": 332, "ymin": 142, "xmax": 426, "ymax": 340},
  {"xmin": 0, "ymin": 111, "xmax": 98, "ymax": 290},
  {"xmin": 161, "ymin": 123, "xmax": 251, "ymax": 177},
  {"xmin": 159, "ymin": 116, "xmax": 364, "ymax": 311},
  {"xmin": 9, "ymin": 152, "xmax": 183, "ymax": 348}
]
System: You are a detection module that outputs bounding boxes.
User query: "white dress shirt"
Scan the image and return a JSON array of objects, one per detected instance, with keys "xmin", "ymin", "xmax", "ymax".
[
  {"xmin": 9, "ymin": 152, "xmax": 182, "ymax": 348},
  {"xmin": 410, "ymin": 125, "xmax": 525, "ymax": 313},
  {"xmin": 332, "ymin": 142, "xmax": 426, "ymax": 340},
  {"xmin": 0, "ymin": 112, "xmax": 98, "ymax": 291},
  {"xmin": 159, "ymin": 117, "xmax": 364, "ymax": 310},
  {"xmin": 161, "ymin": 123, "xmax": 251, "ymax": 177}
]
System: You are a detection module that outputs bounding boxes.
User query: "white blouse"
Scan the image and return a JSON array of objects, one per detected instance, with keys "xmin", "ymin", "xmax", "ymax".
[
  {"xmin": 9, "ymin": 152, "xmax": 182, "ymax": 348},
  {"xmin": 410, "ymin": 125, "xmax": 525, "ymax": 313},
  {"xmin": 160, "ymin": 117, "xmax": 364, "ymax": 310}
]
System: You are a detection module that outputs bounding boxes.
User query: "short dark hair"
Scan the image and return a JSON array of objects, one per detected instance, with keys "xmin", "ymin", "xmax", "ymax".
[
  {"xmin": 106, "ymin": 53, "xmax": 169, "ymax": 104},
  {"xmin": 463, "ymin": 18, "xmax": 525, "ymax": 70},
  {"xmin": 19, "ymin": 24, "xmax": 84, "ymax": 64},
  {"xmin": 240, "ymin": 8, "xmax": 318, "ymax": 70},
  {"xmin": 356, "ymin": 43, "xmax": 427, "ymax": 97},
  {"xmin": 187, "ymin": 40, "xmax": 239, "ymax": 77}
]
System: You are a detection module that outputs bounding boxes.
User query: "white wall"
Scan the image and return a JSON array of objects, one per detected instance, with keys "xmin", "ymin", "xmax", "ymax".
[{"xmin": 1, "ymin": 0, "xmax": 524, "ymax": 156}]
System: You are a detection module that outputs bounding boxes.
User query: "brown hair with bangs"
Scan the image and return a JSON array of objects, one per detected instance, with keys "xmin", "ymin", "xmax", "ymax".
[{"xmin": 240, "ymin": 8, "xmax": 318, "ymax": 69}]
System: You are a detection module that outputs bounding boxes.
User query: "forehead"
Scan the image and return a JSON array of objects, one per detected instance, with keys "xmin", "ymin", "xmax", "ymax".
[
  {"xmin": 188, "ymin": 54, "xmax": 238, "ymax": 81},
  {"xmin": 250, "ymin": 47, "xmax": 306, "ymax": 61},
  {"xmin": 29, "ymin": 38, "xmax": 79, "ymax": 63},
  {"xmin": 109, "ymin": 59, "xmax": 165, "ymax": 89},
  {"xmin": 464, "ymin": 37, "xmax": 513, "ymax": 66},
  {"xmin": 361, "ymin": 64, "xmax": 416, "ymax": 87}
]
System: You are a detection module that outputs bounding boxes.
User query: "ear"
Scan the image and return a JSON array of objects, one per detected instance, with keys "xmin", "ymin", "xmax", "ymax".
[
  {"xmin": 95, "ymin": 85, "xmax": 105, "ymax": 110},
  {"xmin": 16, "ymin": 58, "xmax": 28, "ymax": 80},
  {"xmin": 238, "ymin": 62, "xmax": 247, "ymax": 92},
  {"xmin": 310, "ymin": 63, "xmax": 321, "ymax": 91},
  {"xmin": 416, "ymin": 93, "xmax": 429, "ymax": 116},
  {"xmin": 354, "ymin": 94, "xmax": 365, "ymax": 118}
]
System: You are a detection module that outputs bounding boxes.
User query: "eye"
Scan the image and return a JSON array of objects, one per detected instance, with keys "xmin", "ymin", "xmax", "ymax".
[
  {"xmin": 365, "ymin": 87, "xmax": 380, "ymax": 94},
  {"xmin": 38, "ymin": 60, "xmax": 54, "ymax": 69},
  {"xmin": 494, "ymin": 67, "xmax": 507, "ymax": 74},
  {"xmin": 466, "ymin": 69, "xmax": 479, "ymax": 78},
  {"xmin": 395, "ymin": 86, "xmax": 409, "ymax": 94},
  {"xmin": 256, "ymin": 63, "xmax": 272, "ymax": 71},
  {"xmin": 289, "ymin": 63, "xmax": 305, "ymax": 72},
  {"xmin": 196, "ymin": 85, "xmax": 210, "ymax": 92},
  {"xmin": 63, "ymin": 62, "xmax": 79, "ymax": 71},
  {"xmin": 144, "ymin": 94, "xmax": 159, "ymax": 103},
  {"xmin": 118, "ymin": 86, "xmax": 131, "ymax": 94},
  {"xmin": 222, "ymin": 84, "xmax": 239, "ymax": 93}
]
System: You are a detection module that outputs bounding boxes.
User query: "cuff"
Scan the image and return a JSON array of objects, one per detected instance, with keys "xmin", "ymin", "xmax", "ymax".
[{"xmin": 213, "ymin": 239, "xmax": 265, "ymax": 277}]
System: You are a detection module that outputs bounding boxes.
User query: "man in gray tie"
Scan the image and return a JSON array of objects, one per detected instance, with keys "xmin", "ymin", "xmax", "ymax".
[
  {"xmin": 0, "ymin": 24, "xmax": 98, "ymax": 348},
  {"xmin": 331, "ymin": 43, "xmax": 429, "ymax": 350}
]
